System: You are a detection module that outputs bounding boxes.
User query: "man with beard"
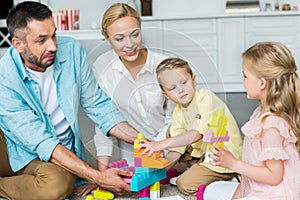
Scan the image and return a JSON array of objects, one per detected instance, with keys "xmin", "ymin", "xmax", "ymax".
[{"xmin": 0, "ymin": 1, "xmax": 139, "ymax": 199}]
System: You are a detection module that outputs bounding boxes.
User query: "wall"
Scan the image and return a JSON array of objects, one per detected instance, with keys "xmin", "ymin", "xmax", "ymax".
[{"xmin": 12, "ymin": 0, "xmax": 300, "ymax": 29}]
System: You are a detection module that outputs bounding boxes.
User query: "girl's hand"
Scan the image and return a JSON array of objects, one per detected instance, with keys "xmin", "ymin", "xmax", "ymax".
[
  {"xmin": 209, "ymin": 144, "xmax": 237, "ymax": 169},
  {"xmin": 137, "ymin": 139, "xmax": 163, "ymax": 157}
]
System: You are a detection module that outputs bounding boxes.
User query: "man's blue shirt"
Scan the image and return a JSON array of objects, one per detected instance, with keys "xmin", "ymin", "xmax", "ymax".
[{"xmin": 0, "ymin": 36, "xmax": 125, "ymax": 172}]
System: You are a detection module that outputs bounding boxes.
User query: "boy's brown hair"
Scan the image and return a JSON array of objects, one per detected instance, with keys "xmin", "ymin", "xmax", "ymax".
[{"xmin": 156, "ymin": 58, "xmax": 194, "ymax": 91}]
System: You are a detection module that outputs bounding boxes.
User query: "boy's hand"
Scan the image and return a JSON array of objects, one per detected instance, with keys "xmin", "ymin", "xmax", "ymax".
[{"xmin": 138, "ymin": 139, "xmax": 164, "ymax": 157}]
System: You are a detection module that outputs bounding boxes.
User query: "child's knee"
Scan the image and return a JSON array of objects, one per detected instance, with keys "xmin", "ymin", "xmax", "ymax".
[{"xmin": 176, "ymin": 176, "xmax": 198, "ymax": 196}]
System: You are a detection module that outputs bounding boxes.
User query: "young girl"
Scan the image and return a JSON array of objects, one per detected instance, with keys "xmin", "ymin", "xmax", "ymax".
[{"xmin": 205, "ymin": 41, "xmax": 300, "ymax": 200}]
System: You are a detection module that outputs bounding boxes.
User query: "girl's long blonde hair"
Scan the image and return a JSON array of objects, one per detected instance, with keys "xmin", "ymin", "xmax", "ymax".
[{"xmin": 243, "ymin": 41, "xmax": 300, "ymax": 154}]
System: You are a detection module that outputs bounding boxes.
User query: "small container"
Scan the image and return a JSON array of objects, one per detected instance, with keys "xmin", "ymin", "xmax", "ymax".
[
  {"xmin": 274, "ymin": 0, "xmax": 280, "ymax": 11},
  {"xmin": 265, "ymin": 3, "xmax": 272, "ymax": 12},
  {"xmin": 282, "ymin": 3, "xmax": 291, "ymax": 11},
  {"xmin": 141, "ymin": 0, "xmax": 152, "ymax": 16}
]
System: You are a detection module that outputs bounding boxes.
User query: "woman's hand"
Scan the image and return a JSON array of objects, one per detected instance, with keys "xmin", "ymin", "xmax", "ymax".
[
  {"xmin": 209, "ymin": 144, "xmax": 238, "ymax": 169},
  {"xmin": 74, "ymin": 183, "xmax": 98, "ymax": 196}
]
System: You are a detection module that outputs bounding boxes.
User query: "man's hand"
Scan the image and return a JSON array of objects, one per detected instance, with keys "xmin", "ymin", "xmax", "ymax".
[
  {"xmin": 50, "ymin": 144, "xmax": 132, "ymax": 196},
  {"xmin": 96, "ymin": 168, "xmax": 132, "ymax": 195}
]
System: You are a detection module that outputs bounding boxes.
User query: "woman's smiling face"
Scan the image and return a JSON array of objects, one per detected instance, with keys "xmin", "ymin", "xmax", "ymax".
[{"xmin": 107, "ymin": 16, "xmax": 142, "ymax": 63}]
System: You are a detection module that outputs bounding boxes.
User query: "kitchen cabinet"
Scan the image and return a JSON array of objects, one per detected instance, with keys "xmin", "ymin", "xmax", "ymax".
[
  {"xmin": 218, "ymin": 18, "xmax": 244, "ymax": 83},
  {"xmin": 141, "ymin": 20, "xmax": 163, "ymax": 50},
  {"xmin": 245, "ymin": 15, "xmax": 300, "ymax": 75},
  {"xmin": 163, "ymin": 19, "xmax": 218, "ymax": 84}
]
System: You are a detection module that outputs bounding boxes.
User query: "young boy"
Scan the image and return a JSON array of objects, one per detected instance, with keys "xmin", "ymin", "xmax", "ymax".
[{"xmin": 138, "ymin": 58, "xmax": 243, "ymax": 196}]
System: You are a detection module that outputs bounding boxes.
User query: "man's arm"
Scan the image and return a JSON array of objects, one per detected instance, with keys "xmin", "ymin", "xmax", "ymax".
[{"xmin": 50, "ymin": 144, "xmax": 131, "ymax": 195}]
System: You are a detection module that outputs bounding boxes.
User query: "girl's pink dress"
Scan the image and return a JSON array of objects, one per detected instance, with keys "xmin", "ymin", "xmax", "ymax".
[{"xmin": 240, "ymin": 107, "xmax": 300, "ymax": 200}]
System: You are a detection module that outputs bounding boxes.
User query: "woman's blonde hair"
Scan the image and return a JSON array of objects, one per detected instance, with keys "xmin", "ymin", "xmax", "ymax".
[
  {"xmin": 156, "ymin": 58, "xmax": 194, "ymax": 91},
  {"xmin": 101, "ymin": 3, "xmax": 141, "ymax": 38},
  {"xmin": 243, "ymin": 41, "xmax": 300, "ymax": 154}
]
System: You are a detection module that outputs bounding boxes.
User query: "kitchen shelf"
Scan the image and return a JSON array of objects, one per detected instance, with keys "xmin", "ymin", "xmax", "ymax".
[{"xmin": 57, "ymin": 29, "xmax": 104, "ymax": 40}]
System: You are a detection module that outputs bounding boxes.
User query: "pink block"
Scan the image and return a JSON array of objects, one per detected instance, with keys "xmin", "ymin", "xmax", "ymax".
[
  {"xmin": 134, "ymin": 157, "xmax": 142, "ymax": 167},
  {"xmin": 196, "ymin": 184, "xmax": 206, "ymax": 200},
  {"xmin": 138, "ymin": 186, "xmax": 150, "ymax": 198},
  {"xmin": 108, "ymin": 159, "xmax": 128, "ymax": 168},
  {"xmin": 160, "ymin": 168, "xmax": 178, "ymax": 185}
]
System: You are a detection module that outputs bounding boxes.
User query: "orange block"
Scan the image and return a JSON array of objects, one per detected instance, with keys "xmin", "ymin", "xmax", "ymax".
[
  {"xmin": 142, "ymin": 157, "xmax": 168, "ymax": 169},
  {"xmin": 134, "ymin": 148, "xmax": 161, "ymax": 159}
]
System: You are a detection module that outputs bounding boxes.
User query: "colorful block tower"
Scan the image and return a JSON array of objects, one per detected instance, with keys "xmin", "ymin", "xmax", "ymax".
[
  {"xmin": 131, "ymin": 133, "xmax": 168, "ymax": 199},
  {"xmin": 133, "ymin": 133, "xmax": 168, "ymax": 169},
  {"xmin": 202, "ymin": 109, "xmax": 230, "ymax": 148}
]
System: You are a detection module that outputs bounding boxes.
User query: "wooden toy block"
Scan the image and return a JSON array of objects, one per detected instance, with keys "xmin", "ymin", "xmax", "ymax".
[
  {"xmin": 85, "ymin": 195, "xmax": 93, "ymax": 200},
  {"xmin": 134, "ymin": 157, "xmax": 142, "ymax": 167},
  {"xmin": 141, "ymin": 157, "xmax": 168, "ymax": 168},
  {"xmin": 150, "ymin": 190, "xmax": 160, "ymax": 199},
  {"xmin": 93, "ymin": 189, "xmax": 114, "ymax": 200},
  {"xmin": 160, "ymin": 168, "xmax": 178, "ymax": 185},
  {"xmin": 203, "ymin": 109, "xmax": 230, "ymax": 148},
  {"xmin": 196, "ymin": 184, "xmax": 206, "ymax": 200},
  {"xmin": 135, "ymin": 167, "xmax": 159, "ymax": 173},
  {"xmin": 150, "ymin": 181, "xmax": 160, "ymax": 191},
  {"xmin": 130, "ymin": 168, "xmax": 166, "ymax": 191},
  {"xmin": 108, "ymin": 159, "xmax": 128, "ymax": 169},
  {"xmin": 138, "ymin": 186, "xmax": 150, "ymax": 198},
  {"xmin": 134, "ymin": 148, "xmax": 161, "ymax": 159},
  {"xmin": 134, "ymin": 133, "xmax": 146, "ymax": 149}
]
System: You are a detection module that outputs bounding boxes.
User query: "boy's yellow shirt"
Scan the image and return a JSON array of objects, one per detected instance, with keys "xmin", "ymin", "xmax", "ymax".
[{"xmin": 169, "ymin": 89, "xmax": 243, "ymax": 173}]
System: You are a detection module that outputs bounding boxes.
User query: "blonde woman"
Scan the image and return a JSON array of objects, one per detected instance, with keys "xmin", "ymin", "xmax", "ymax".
[{"xmin": 93, "ymin": 0, "xmax": 173, "ymax": 176}]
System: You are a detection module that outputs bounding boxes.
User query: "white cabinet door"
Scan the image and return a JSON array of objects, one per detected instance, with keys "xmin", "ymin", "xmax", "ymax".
[
  {"xmin": 245, "ymin": 16, "xmax": 300, "ymax": 49},
  {"xmin": 163, "ymin": 19, "xmax": 218, "ymax": 84},
  {"xmin": 142, "ymin": 20, "xmax": 163, "ymax": 52},
  {"xmin": 218, "ymin": 18, "xmax": 244, "ymax": 83},
  {"xmin": 245, "ymin": 16, "xmax": 300, "ymax": 76}
]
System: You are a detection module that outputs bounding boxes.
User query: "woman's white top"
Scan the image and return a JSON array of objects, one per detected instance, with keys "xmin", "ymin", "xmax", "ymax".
[{"xmin": 92, "ymin": 49, "xmax": 174, "ymax": 165}]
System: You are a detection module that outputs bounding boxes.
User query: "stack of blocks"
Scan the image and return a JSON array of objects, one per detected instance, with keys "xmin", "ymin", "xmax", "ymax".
[
  {"xmin": 131, "ymin": 133, "xmax": 169, "ymax": 200},
  {"xmin": 196, "ymin": 109, "xmax": 231, "ymax": 200},
  {"xmin": 86, "ymin": 133, "xmax": 169, "ymax": 200},
  {"xmin": 202, "ymin": 109, "xmax": 230, "ymax": 149}
]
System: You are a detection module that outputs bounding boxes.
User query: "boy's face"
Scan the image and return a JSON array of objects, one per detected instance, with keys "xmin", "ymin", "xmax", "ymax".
[{"xmin": 160, "ymin": 68, "xmax": 196, "ymax": 107}]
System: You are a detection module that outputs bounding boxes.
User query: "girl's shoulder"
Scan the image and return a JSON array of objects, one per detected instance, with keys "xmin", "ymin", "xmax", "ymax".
[{"xmin": 242, "ymin": 108, "xmax": 296, "ymax": 140}]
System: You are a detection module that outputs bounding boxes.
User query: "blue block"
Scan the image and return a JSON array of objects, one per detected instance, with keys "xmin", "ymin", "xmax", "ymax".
[
  {"xmin": 135, "ymin": 167, "xmax": 159, "ymax": 173},
  {"xmin": 139, "ymin": 198, "xmax": 151, "ymax": 200},
  {"xmin": 130, "ymin": 168, "xmax": 166, "ymax": 192}
]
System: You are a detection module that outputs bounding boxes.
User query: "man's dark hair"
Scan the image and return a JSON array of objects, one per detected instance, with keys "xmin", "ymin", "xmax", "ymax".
[{"xmin": 6, "ymin": 1, "xmax": 52, "ymax": 37}]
